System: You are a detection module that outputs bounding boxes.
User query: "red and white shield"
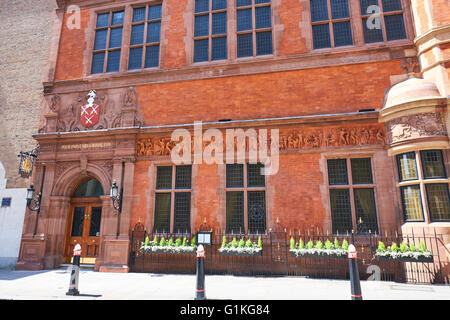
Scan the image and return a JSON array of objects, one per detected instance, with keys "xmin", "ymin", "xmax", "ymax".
[{"xmin": 81, "ymin": 103, "xmax": 99, "ymax": 128}]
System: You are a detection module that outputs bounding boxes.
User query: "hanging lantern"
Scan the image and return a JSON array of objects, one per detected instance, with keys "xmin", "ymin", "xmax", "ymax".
[{"xmin": 18, "ymin": 145, "xmax": 39, "ymax": 178}]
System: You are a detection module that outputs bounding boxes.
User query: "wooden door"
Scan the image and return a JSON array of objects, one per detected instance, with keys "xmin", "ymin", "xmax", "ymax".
[{"xmin": 64, "ymin": 201, "xmax": 102, "ymax": 264}]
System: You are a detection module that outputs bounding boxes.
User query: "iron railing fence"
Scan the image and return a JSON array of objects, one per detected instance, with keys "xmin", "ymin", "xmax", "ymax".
[{"xmin": 129, "ymin": 223, "xmax": 449, "ymax": 284}]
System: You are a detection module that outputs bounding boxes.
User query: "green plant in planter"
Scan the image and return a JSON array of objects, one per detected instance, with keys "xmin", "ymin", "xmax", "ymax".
[
  {"xmin": 409, "ymin": 243, "xmax": 418, "ymax": 252},
  {"xmin": 334, "ymin": 238, "xmax": 340, "ymax": 249},
  {"xmin": 341, "ymin": 239, "xmax": 349, "ymax": 251},
  {"xmin": 182, "ymin": 237, "xmax": 187, "ymax": 247},
  {"xmin": 238, "ymin": 238, "xmax": 245, "ymax": 248},
  {"xmin": 191, "ymin": 236, "xmax": 197, "ymax": 247},
  {"xmin": 168, "ymin": 237, "xmax": 174, "ymax": 247},
  {"xmin": 257, "ymin": 236, "xmax": 262, "ymax": 249},
  {"xmin": 315, "ymin": 240, "xmax": 324, "ymax": 249},
  {"xmin": 290, "ymin": 237, "xmax": 295, "ymax": 250},
  {"xmin": 297, "ymin": 238, "xmax": 304, "ymax": 249},
  {"xmin": 377, "ymin": 241, "xmax": 386, "ymax": 253},
  {"xmin": 419, "ymin": 241, "xmax": 427, "ymax": 252},
  {"xmin": 306, "ymin": 240, "xmax": 314, "ymax": 249},
  {"xmin": 245, "ymin": 238, "xmax": 253, "ymax": 248},
  {"xmin": 144, "ymin": 236, "xmax": 150, "ymax": 247},
  {"xmin": 175, "ymin": 237, "xmax": 182, "ymax": 247},
  {"xmin": 324, "ymin": 239, "xmax": 333, "ymax": 250},
  {"xmin": 389, "ymin": 242, "xmax": 398, "ymax": 252},
  {"xmin": 231, "ymin": 237, "xmax": 238, "ymax": 248},
  {"xmin": 221, "ymin": 236, "xmax": 227, "ymax": 248},
  {"xmin": 153, "ymin": 236, "xmax": 158, "ymax": 246},
  {"xmin": 399, "ymin": 242, "xmax": 409, "ymax": 253},
  {"xmin": 159, "ymin": 237, "xmax": 166, "ymax": 246}
]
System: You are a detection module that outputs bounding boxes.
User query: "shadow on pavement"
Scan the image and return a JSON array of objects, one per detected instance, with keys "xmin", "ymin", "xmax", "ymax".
[{"xmin": 0, "ymin": 270, "xmax": 53, "ymax": 281}]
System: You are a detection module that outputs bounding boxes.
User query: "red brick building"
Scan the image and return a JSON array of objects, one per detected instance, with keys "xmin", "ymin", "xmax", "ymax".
[{"xmin": 16, "ymin": 0, "xmax": 449, "ymax": 274}]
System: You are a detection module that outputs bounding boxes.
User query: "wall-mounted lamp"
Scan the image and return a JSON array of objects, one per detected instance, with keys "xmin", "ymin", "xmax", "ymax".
[
  {"xmin": 110, "ymin": 180, "xmax": 122, "ymax": 213},
  {"xmin": 26, "ymin": 185, "xmax": 41, "ymax": 212}
]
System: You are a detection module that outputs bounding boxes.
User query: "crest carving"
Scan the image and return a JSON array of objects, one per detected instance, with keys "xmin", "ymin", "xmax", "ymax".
[{"xmin": 43, "ymin": 87, "xmax": 145, "ymax": 133}]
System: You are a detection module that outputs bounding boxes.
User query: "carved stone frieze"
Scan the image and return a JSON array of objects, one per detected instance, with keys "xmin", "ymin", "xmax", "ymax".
[
  {"xmin": 279, "ymin": 126, "xmax": 385, "ymax": 150},
  {"xmin": 385, "ymin": 112, "xmax": 447, "ymax": 144},
  {"xmin": 136, "ymin": 125, "xmax": 386, "ymax": 157}
]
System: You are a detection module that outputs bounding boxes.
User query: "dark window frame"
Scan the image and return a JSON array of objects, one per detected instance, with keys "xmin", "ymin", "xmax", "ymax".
[
  {"xmin": 399, "ymin": 184, "xmax": 425, "ymax": 222},
  {"xmin": 327, "ymin": 157, "xmax": 379, "ymax": 234},
  {"xmin": 310, "ymin": 0, "xmax": 354, "ymax": 49},
  {"xmin": 396, "ymin": 151, "xmax": 419, "ymax": 182},
  {"xmin": 91, "ymin": 9, "xmax": 125, "ymax": 74},
  {"xmin": 154, "ymin": 165, "xmax": 193, "ymax": 234},
  {"xmin": 128, "ymin": 3, "xmax": 163, "ymax": 70},
  {"xmin": 236, "ymin": 0, "xmax": 274, "ymax": 58},
  {"xmin": 396, "ymin": 150, "xmax": 449, "ymax": 223},
  {"xmin": 359, "ymin": 0, "xmax": 407, "ymax": 44},
  {"xmin": 420, "ymin": 149, "xmax": 447, "ymax": 180},
  {"xmin": 193, "ymin": 0, "xmax": 228, "ymax": 63},
  {"xmin": 425, "ymin": 183, "xmax": 450, "ymax": 222},
  {"xmin": 225, "ymin": 163, "xmax": 267, "ymax": 234}
]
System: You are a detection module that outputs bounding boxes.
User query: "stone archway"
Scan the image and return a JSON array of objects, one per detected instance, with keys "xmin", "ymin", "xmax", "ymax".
[{"xmin": 41, "ymin": 163, "xmax": 113, "ymax": 269}]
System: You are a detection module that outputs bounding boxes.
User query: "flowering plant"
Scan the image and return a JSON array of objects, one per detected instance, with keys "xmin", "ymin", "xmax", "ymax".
[
  {"xmin": 140, "ymin": 235, "xmax": 197, "ymax": 254},
  {"xmin": 289, "ymin": 237, "xmax": 348, "ymax": 258},
  {"xmin": 375, "ymin": 241, "xmax": 433, "ymax": 261},
  {"xmin": 218, "ymin": 236, "xmax": 262, "ymax": 256}
]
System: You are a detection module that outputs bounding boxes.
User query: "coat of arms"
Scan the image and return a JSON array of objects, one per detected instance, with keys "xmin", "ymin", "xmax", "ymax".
[{"xmin": 81, "ymin": 90, "xmax": 100, "ymax": 128}]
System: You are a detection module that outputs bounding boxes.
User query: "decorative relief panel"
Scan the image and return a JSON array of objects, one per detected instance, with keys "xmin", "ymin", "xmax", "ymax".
[
  {"xmin": 136, "ymin": 125, "xmax": 386, "ymax": 157},
  {"xmin": 385, "ymin": 112, "xmax": 447, "ymax": 144},
  {"xmin": 279, "ymin": 126, "xmax": 385, "ymax": 150},
  {"xmin": 43, "ymin": 87, "xmax": 145, "ymax": 133}
]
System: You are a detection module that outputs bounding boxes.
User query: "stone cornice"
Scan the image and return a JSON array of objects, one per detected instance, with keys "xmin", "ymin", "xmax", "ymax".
[{"xmin": 414, "ymin": 24, "xmax": 450, "ymax": 47}]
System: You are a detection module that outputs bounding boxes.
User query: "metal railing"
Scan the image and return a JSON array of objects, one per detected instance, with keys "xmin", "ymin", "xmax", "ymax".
[{"xmin": 129, "ymin": 223, "xmax": 449, "ymax": 284}]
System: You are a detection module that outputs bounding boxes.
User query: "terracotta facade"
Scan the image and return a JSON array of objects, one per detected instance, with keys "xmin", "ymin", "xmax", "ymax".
[{"xmin": 15, "ymin": 0, "xmax": 449, "ymax": 273}]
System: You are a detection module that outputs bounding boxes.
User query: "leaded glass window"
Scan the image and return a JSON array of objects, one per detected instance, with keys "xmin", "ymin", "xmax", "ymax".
[
  {"xmin": 92, "ymin": 10, "xmax": 124, "ymax": 74},
  {"xmin": 194, "ymin": 0, "xmax": 228, "ymax": 62},
  {"xmin": 360, "ymin": 0, "xmax": 406, "ymax": 44},
  {"xmin": 330, "ymin": 189, "xmax": 352, "ymax": 234},
  {"xmin": 154, "ymin": 165, "xmax": 192, "ymax": 233},
  {"xmin": 421, "ymin": 150, "xmax": 446, "ymax": 179},
  {"xmin": 426, "ymin": 184, "xmax": 450, "ymax": 221},
  {"xmin": 328, "ymin": 157, "xmax": 379, "ymax": 234},
  {"xmin": 396, "ymin": 150, "xmax": 449, "ymax": 223},
  {"xmin": 397, "ymin": 152, "xmax": 418, "ymax": 181},
  {"xmin": 128, "ymin": 5, "xmax": 162, "ymax": 70},
  {"xmin": 226, "ymin": 163, "xmax": 266, "ymax": 234},
  {"xmin": 236, "ymin": 0, "xmax": 273, "ymax": 57},
  {"xmin": 310, "ymin": 0, "xmax": 353, "ymax": 49},
  {"xmin": 400, "ymin": 185, "xmax": 423, "ymax": 221}
]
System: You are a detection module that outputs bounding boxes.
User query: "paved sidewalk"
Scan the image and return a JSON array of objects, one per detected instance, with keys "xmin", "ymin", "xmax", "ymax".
[{"xmin": 0, "ymin": 268, "xmax": 449, "ymax": 300}]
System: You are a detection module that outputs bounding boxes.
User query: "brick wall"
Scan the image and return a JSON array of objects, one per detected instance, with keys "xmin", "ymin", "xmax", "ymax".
[
  {"xmin": 0, "ymin": 0, "xmax": 56, "ymax": 188},
  {"xmin": 136, "ymin": 59, "xmax": 402, "ymax": 126}
]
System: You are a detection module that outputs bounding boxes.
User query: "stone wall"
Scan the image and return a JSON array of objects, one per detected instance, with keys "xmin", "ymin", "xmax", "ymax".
[{"xmin": 0, "ymin": 0, "xmax": 57, "ymax": 188}]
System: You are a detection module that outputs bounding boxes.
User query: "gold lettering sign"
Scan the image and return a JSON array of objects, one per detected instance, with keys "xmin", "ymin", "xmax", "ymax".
[{"xmin": 60, "ymin": 142, "xmax": 113, "ymax": 150}]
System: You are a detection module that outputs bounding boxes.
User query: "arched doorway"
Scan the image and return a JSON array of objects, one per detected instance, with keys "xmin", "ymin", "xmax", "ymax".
[{"xmin": 63, "ymin": 178, "xmax": 104, "ymax": 264}]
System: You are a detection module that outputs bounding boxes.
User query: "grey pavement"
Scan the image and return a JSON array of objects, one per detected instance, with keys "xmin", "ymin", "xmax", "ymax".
[{"xmin": 0, "ymin": 267, "xmax": 449, "ymax": 300}]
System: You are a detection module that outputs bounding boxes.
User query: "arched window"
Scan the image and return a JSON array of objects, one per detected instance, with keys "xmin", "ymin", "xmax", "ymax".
[{"xmin": 73, "ymin": 179, "xmax": 103, "ymax": 197}]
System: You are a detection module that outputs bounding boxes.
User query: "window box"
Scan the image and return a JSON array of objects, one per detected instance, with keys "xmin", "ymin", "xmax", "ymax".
[
  {"xmin": 140, "ymin": 236, "xmax": 197, "ymax": 255},
  {"xmin": 218, "ymin": 248, "xmax": 263, "ymax": 257},
  {"xmin": 376, "ymin": 255, "xmax": 433, "ymax": 263},
  {"xmin": 289, "ymin": 249, "xmax": 347, "ymax": 259},
  {"xmin": 218, "ymin": 236, "xmax": 263, "ymax": 257},
  {"xmin": 289, "ymin": 238, "xmax": 348, "ymax": 259},
  {"xmin": 375, "ymin": 241, "xmax": 433, "ymax": 263}
]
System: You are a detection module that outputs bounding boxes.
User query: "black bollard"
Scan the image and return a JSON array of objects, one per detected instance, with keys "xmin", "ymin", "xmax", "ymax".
[
  {"xmin": 66, "ymin": 244, "xmax": 82, "ymax": 296},
  {"xmin": 348, "ymin": 244, "xmax": 362, "ymax": 300},
  {"xmin": 195, "ymin": 244, "xmax": 206, "ymax": 300}
]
